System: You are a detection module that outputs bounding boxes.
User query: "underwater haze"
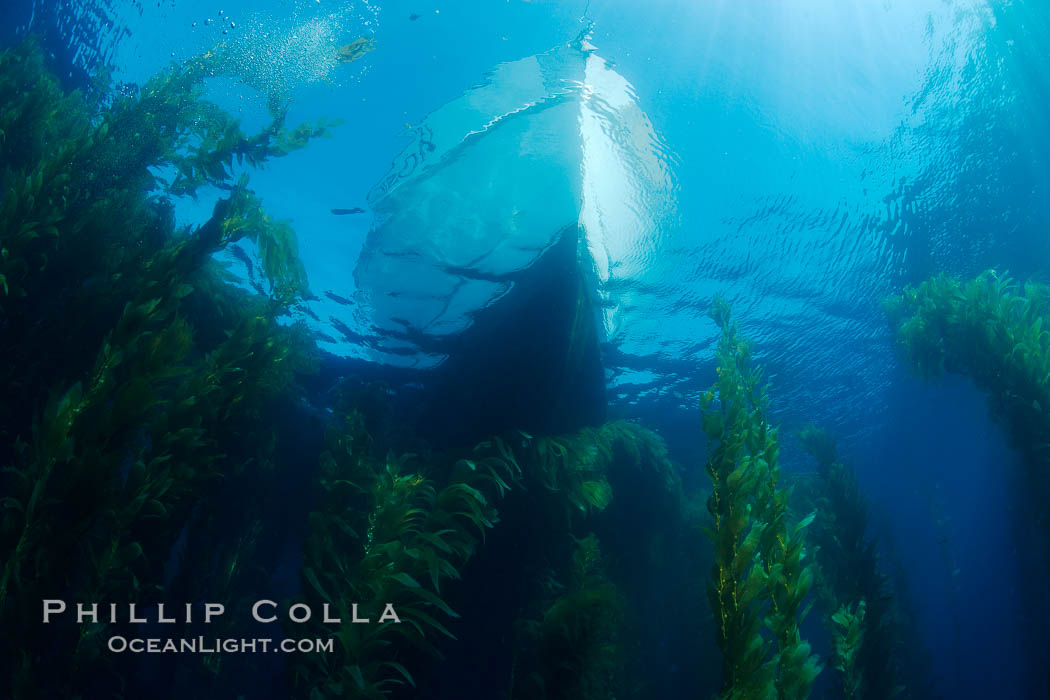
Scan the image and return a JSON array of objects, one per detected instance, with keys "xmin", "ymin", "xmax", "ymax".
[{"xmin": 2, "ymin": 0, "xmax": 1049, "ymax": 698}]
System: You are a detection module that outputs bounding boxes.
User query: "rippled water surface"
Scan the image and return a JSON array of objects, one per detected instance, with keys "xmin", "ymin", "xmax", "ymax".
[{"xmin": 23, "ymin": 0, "xmax": 1041, "ymax": 440}]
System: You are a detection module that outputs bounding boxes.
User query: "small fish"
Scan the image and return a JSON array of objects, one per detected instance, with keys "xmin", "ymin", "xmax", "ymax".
[
  {"xmin": 331, "ymin": 208, "xmax": 365, "ymax": 215},
  {"xmin": 409, "ymin": 13, "xmax": 421, "ymax": 21}
]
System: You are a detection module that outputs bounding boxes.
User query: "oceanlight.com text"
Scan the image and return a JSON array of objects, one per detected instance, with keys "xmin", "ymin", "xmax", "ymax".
[{"xmin": 107, "ymin": 636, "xmax": 335, "ymax": 654}]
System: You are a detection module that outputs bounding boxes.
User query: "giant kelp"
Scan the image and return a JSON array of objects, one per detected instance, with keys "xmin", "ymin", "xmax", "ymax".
[
  {"xmin": 0, "ymin": 38, "xmax": 325, "ymax": 696},
  {"xmin": 0, "ymin": 39, "xmax": 328, "ymax": 441},
  {"xmin": 701, "ymin": 297, "xmax": 822, "ymax": 700},
  {"xmin": 288, "ymin": 408, "xmax": 695, "ymax": 699},
  {"xmin": 829, "ymin": 601, "xmax": 866, "ymax": 700},
  {"xmin": 0, "ymin": 32, "xmax": 865, "ymax": 700},
  {"xmin": 885, "ymin": 271, "xmax": 1050, "ymax": 545},
  {"xmin": 510, "ymin": 533, "xmax": 625, "ymax": 700},
  {"xmin": 796, "ymin": 426, "xmax": 888, "ymax": 700},
  {"xmin": 886, "ymin": 270, "xmax": 1050, "ymax": 695},
  {"xmin": 503, "ymin": 419, "xmax": 694, "ymax": 699},
  {"xmin": 284, "ymin": 409, "xmax": 696, "ymax": 700},
  {"xmin": 525, "ymin": 420, "xmax": 683, "ymax": 519},
  {"xmin": 796, "ymin": 425, "xmax": 936, "ymax": 700},
  {"xmin": 885, "ymin": 271, "xmax": 1050, "ymax": 461},
  {"xmin": 290, "ymin": 409, "xmax": 522, "ymax": 698},
  {"xmin": 0, "ymin": 29, "xmax": 674, "ymax": 700}
]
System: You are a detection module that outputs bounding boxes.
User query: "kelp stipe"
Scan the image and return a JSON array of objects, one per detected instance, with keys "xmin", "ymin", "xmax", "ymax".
[{"xmin": 700, "ymin": 296, "xmax": 822, "ymax": 699}]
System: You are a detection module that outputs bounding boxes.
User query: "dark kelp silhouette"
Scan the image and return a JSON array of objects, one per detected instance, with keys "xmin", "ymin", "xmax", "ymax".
[{"xmin": 795, "ymin": 425, "xmax": 938, "ymax": 700}]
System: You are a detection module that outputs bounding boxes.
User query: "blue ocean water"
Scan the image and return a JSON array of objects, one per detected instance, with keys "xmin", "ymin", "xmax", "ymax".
[{"xmin": 5, "ymin": 0, "xmax": 1049, "ymax": 698}]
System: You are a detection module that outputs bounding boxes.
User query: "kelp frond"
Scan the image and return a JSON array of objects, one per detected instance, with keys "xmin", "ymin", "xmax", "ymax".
[{"xmin": 701, "ymin": 296, "xmax": 821, "ymax": 700}]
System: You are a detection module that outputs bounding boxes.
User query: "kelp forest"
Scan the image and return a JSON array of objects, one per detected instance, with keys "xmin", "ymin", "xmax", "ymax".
[{"xmin": 1, "ymin": 16, "xmax": 1049, "ymax": 700}]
